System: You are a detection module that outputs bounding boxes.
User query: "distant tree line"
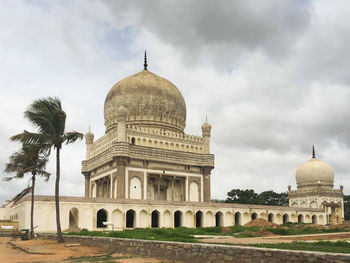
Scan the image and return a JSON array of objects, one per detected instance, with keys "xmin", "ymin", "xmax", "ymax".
[{"xmin": 212, "ymin": 189, "xmax": 289, "ymax": 206}]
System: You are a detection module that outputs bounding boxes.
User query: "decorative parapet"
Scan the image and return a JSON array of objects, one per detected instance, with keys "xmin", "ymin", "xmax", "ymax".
[
  {"xmin": 82, "ymin": 142, "xmax": 214, "ymax": 173},
  {"xmin": 86, "ymin": 126, "xmax": 207, "ymax": 160},
  {"xmin": 127, "ymin": 125, "xmax": 203, "ymax": 142},
  {"xmin": 289, "ymin": 188, "xmax": 343, "ymax": 198}
]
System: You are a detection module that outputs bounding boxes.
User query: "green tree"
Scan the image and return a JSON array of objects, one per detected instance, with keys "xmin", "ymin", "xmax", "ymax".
[
  {"xmin": 225, "ymin": 189, "xmax": 289, "ymax": 206},
  {"xmin": 225, "ymin": 189, "xmax": 258, "ymax": 204},
  {"xmin": 257, "ymin": 190, "xmax": 289, "ymax": 206},
  {"xmin": 4, "ymin": 143, "xmax": 50, "ymax": 238},
  {"xmin": 344, "ymin": 195, "xmax": 350, "ymax": 221},
  {"xmin": 11, "ymin": 97, "xmax": 83, "ymax": 243}
]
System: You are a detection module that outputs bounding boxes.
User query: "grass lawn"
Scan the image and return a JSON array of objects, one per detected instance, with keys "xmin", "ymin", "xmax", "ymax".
[
  {"xmin": 249, "ymin": 241, "xmax": 350, "ymax": 254},
  {"xmin": 64, "ymin": 224, "xmax": 350, "ymax": 243},
  {"xmin": 65, "ymin": 226, "xmax": 260, "ymax": 243}
]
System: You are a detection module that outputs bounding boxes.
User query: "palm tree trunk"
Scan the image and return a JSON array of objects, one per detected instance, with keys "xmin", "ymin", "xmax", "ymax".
[
  {"xmin": 30, "ymin": 174, "xmax": 35, "ymax": 239},
  {"xmin": 55, "ymin": 147, "xmax": 64, "ymax": 243}
]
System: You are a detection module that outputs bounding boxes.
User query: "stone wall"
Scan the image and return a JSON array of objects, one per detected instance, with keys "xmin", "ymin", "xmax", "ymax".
[{"xmin": 39, "ymin": 234, "xmax": 350, "ymax": 263}]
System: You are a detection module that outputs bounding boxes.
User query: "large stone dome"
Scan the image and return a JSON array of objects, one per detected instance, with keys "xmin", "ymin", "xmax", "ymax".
[
  {"xmin": 296, "ymin": 157, "xmax": 334, "ymax": 188},
  {"xmin": 104, "ymin": 69, "xmax": 186, "ymax": 133}
]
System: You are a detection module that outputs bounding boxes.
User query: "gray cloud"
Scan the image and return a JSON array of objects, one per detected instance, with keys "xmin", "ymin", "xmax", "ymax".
[{"xmin": 1, "ymin": 0, "xmax": 350, "ymax": 205}]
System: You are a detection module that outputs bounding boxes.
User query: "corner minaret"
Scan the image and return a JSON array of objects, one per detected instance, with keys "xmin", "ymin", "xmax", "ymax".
[
  {"xmin": 201, "ymin": 118, "xmax": 212, "ymax": 154},
  {"xmin": 85, "ymin": 127, "xmax": 94, "ymax": 160}
]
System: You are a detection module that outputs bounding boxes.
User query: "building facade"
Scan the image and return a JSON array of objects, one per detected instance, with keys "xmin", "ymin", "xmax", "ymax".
[
  {"xmin": 288, "ymin": 147, "xmax": 344, "ymax": 224},
  {"xmin": 0, "ymin": 62, "xmax": 344, "ymax": 232}
]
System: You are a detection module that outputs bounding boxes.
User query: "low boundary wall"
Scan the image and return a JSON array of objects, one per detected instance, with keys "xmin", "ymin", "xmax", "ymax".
[{"xmin": 39, "ymin": 234, "xmax": 350, "ymax": 263}]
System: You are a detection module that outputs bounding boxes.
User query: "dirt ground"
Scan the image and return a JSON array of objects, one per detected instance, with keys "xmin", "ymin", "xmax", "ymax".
[
  {"xmin": 199, "ymin": 232, "xmax": 350, "ymax": 245},
  {"xmin": 0, "ymin": 237, "xmax": 173, "ymax": 263}
]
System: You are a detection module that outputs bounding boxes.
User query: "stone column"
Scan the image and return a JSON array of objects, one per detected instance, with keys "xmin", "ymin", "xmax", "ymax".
[
  {"xmin": 157, "ymin": 179, "xmax": 160, "ymax": 200},
  {"xmin": 171, "ymin": 179, "xmax": 175, "ymax": 201},
  {"xmin": 83, "ymin": 172, "xmax": 91, "ymax": 198},
  {"xmin": 203, "ymin": 167, "xmax": 213, "ymax": 202},
  {"xmin": 116, "ymin": 157, "xmax": 128, "ymax": 199},
  {"xmin": 116, "ymin": 106, "xmax": 127, "ymax": 142}
]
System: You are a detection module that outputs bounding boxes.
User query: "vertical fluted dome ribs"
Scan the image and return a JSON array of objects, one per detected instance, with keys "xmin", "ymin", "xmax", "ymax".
[{"xmin": 104, "ymin": 70, "xmax": 186, "ymax": 133}]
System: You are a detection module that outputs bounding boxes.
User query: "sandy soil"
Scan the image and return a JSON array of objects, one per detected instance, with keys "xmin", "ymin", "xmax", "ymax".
[{"xmin": 0, "ymin": 237, "xmax": 173, "ymax": 263}]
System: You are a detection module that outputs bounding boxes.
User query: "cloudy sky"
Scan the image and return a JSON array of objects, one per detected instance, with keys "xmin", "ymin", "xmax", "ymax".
[{"xmin": 0, "ymin": 0, "xmax": 349, "ymax": 205}]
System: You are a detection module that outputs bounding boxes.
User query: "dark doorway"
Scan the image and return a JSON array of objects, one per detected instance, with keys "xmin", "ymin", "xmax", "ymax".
[
  {"xmin": 251, "ymin": 213, "xmax": 258, "ymax": 220},
  {"xmin": 312, "ymin": 215, "xmax": 317, "ymax": 224},
  {"xmin": 215, "ymin": 212, "xmax": 223, "ymax": 227},
  {"xmin": 268, "ymin": 213, "xmax": 274, "ymax": 223},
  {"xmin": 195, "ymin": 211, "xmax": 203, "ymax": 228},
  {"xmin": 235, "ymin": 212, "xmax": 241, "ymax": 225},
  {"xmin": 298, "ymin": 214, "xmax": 304, "ymax": 223},
  {"xmin": 126, "ymin": 210, "xmax": 135, "ymax": 228},
  {"xmin": 97, "ymin": 209, "xmax": 107, "ymax": 228},
  {"xmin": 151, "ymin": 210, "xmax": 159, "ymax": 228},
  {"xmin": 131, "ymin": 137, "xmax": 135, "ymax": 145},
  {"xmin": 283, "ymin": 214, "xmax": 289, "ymax": 224},
  {"xmin": 174, "ymin": 210, "xmax": 182, "ymax": 228}
]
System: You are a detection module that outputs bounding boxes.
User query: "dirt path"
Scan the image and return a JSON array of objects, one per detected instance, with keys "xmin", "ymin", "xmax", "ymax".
[
  {"xmin": 0, "ymin": 237, "xmax": 173, "ymax": 263},
  {"xmin": 199, "ymin": 232, "xmax": 350, "ymax": 245}
]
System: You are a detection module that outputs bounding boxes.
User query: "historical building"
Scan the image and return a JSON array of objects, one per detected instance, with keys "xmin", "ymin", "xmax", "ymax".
[
  {"xmin": 0, "ymin": 56, "xmax": 343, "ymax": 232},
  {"xmin": 82, "ymin": 58, "xmax": 214, "ymax": 204},
  {"xmin": 288, "ymin": 146, "xmax": 344, "ymax": 224}
]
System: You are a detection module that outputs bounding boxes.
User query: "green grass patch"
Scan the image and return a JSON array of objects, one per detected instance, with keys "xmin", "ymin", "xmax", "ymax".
[
  {"xmin": 67, "ymin": 254, "xmax": 131, "ymax": 262},
  {"xmin": 64, "ymin": 225, "xmax": 350, "ymax": 242},
  {"xmin": 266, "ymin": 226, "xmax": 350, "ymax": 236},
  {"xmin": 249, "ymin": 241, "xmax": 350, "ymax": 254},
  {"xmin": 65, "ymin": 227, "xmax": 203, "ymax": 243}
]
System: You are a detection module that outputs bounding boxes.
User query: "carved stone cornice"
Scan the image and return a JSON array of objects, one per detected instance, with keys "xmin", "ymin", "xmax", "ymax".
[
  {"xmin": 202, "ymin": 166, "xmax": 213, "ymax": 175},
  {"xmin": 114, "ymin": 156, "xmax": 129, "ymax": 166},
  {"xmin": 289, "ymin": 190, "xmax": 343, "ymax": 199},
  {"xmin": 82, "ymin": 142, "xmax": 214, "ymax": 173},
  {"xmin": 82, "ymin": 172, "xmax": 91, "ymax": 178}
]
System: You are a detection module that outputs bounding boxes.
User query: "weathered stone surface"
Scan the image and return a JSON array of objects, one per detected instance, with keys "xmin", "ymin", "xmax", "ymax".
[{"xmin": 38, "ymin": 234, "xmax": 350, "ymax": 263}]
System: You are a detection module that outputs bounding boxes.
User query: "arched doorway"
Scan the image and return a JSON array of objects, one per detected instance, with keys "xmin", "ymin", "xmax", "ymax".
[
  {"xmin": 312, "ymin": 215, "xmax": 317, "ymax": 224},
  {"xmin": 235, "ymin": 212, "xmax": 241, "ymax": 225},
  {"xmin": 298, "ymin": 214, "xmax": 304, "ymax": 223},
  {"xmin": 196, "ymin": 211, "xmax": 203, "ymax": 228},
  {"xmin": 251, "ymin": 212, "xmax": 258, "ymax": 220},
  {"xmin": 174, "ymin": 210, "xmax": 182, "ymax": 228},
  {"xmin": 215, "ymin": 212, "xmax": 223, "ymax": 227},
  {"xmin": 69, "ymin": 208, "xmax": 79, "ymax": 229},
  {"xmin": 268, "ymin": 213, "xmax": 274, "ymax": 223},
  {"xmin": 126, "ymin": 209, "xmax": 135, "ymax": 228},
  {"xmin": 283, "ymin": 214, "xmax": 289, "ymax": 224},
  {"xmin": 97, "ymin": 209, "xmax": 107, "ymax": 228},
  {"xmin": 152, "ymin": 210, "xmax": 160, "ymax": 228}
]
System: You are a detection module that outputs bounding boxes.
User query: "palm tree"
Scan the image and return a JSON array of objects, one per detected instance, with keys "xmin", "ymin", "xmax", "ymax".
[
  {"xmin": 4, "ymin": 143, "xmax": 50, "ymax": 238},
  {"xmin": 11, "ymin": 97, "xmax": 83, "ymax": 243}
]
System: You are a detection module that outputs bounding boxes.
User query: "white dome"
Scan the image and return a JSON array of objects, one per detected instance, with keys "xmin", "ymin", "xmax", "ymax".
[{"xmin": 296, "ymin": 158, "xmax": 334, "ymax": 188}]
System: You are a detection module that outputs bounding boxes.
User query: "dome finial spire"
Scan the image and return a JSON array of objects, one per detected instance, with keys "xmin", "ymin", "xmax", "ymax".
[
  {"xmin": 312, "ymin": 145, "xmax": 316, "ymax": 158},
  {"xmin": 144, "ymin": 50, "xmax": 148, "ymax": 70}
]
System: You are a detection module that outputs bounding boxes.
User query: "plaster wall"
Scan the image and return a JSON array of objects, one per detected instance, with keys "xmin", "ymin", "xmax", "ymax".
[
  {"xmin": 0, "ymin": 208, "xmax": 9, "ymax": 220},
  {"xmin": 9, "ymin": 197, "xmax": 326, "ymax": 233}
]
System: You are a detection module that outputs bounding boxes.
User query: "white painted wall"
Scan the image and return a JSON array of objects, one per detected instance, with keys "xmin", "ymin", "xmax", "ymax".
[
  {"xmin": 189, "ymin": 182, "xmax": 199, "ymax": 202},
  {"xmin": 130, "ymin": 177, "xmax": 142, "ymax": 199},
  {"xmin": 0, "ymin": 208, "xmax": 9, "ymax": 220}
]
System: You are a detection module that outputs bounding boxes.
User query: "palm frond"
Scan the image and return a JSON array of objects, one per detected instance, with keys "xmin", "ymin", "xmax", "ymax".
[{"xmin": 63, "ymin": 131, "xmax": 84, "ymax": 144}]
